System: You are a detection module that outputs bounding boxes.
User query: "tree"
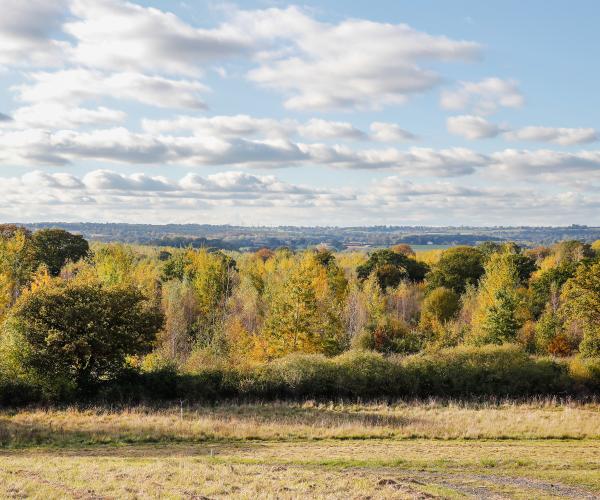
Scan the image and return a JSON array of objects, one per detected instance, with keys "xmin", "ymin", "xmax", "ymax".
[
  {"xmin": 561, "ymin": 261, "xmax": 600, "ymax": 356},
  {"xmin": 3, "ymin": 281, "xmax": 163, "ymax": 392},
  {"xmin": 357, "ymin": 249, "xmax": 428, "ymax": 289},
  {"xmin": 32, "ymin": 229, "xmax": 89, "ymax": 276},
  {"xmin": 262, "ymin": 259, "xmax": 321, "ymax": 358},
  {"xmin": 160, "ymin": 279, "xmax": 198, "ymax": 362},
  {"xmin": 528, "ymin": 263, "xmax": 576, "ymax": 318},
  {"xmin": 479, "ymin": 289, "xmax": 521, "ymax": 344},
  {"xmin": 0, "ymin": 224, "xmax": 31, "ymax": 239},
  {"xmin": 391, "ymin": 244, "xmax": 416, "ymax": 258},
  {"xmin": 420, "ymin": 287, "xmax": 460, "ymax": 325},
  {"xmin": 506, "ymin": 253, "xmax": 537, "ymax": 284},
  {"xmin": 186, "ymin": 249, "xmax": 237, "ymax": 345},
  {"xmin": 425, "ymin": 246, "xmax": 484, "ymax": 295},
  {"xmin": 0, "ymin": 227, "xmax": 37, "ymax": 316},
  {"xmin": 469, "ymin": 251, "xmax": 523, "ymax": 345}
]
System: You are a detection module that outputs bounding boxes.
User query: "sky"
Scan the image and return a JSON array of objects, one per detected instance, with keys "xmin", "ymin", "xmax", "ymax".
[{"xmin": 1, "ymin": 0, "xmax": 599, "ymax": 226}]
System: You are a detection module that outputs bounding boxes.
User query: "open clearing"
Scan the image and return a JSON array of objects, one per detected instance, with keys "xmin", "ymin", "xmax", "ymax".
[{"xmin": 1, "ymin": 401, "xmax": 599, "ymax": 499}]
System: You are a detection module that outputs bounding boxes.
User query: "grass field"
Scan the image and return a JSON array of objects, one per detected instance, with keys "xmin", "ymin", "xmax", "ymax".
[{"xmin": 1, "ymin": 400, "xmax": 599, "ymax": 499}]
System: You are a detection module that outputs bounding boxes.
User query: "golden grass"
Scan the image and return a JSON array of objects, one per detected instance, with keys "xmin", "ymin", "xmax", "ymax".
[
  {"xmin": 1, "ymin": 400, "xmax": 599, "ymax": 498},
  {"xmin": 1, "ymin": 400, "xmax": 599, "ymax": 448}
]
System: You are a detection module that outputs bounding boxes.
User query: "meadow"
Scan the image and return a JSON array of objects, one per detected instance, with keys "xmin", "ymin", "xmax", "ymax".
[{"xmin": 1, "ymin": 399, "xmax": 599, "ymax": 499}]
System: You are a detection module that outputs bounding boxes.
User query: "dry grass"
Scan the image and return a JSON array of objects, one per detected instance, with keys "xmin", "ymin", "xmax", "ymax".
[
  {"xmin": 1, "ymin": 400, "xmax": 599, "ymax": 498},
  {"xmin": 1, "ymin": 399, "xmax": 599, "ymax": 447}
]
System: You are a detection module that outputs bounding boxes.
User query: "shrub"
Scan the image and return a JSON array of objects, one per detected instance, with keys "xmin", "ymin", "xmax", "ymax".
[
  {"xmin": 353, "ymin": 318, "xmax": 421, "ymax": 354},
  {"xmin": 401, "ymin": 344, "xmax": 569, "ymax": 397}
]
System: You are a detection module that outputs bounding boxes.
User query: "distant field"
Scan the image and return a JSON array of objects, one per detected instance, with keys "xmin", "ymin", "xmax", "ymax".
[
  {"xmin": 1, "ymin": 400, "xmax": 599, "ymax": 498},
  {"xmin": 411, "ymin": 244, "xmax": 453, "ymax": 252}
]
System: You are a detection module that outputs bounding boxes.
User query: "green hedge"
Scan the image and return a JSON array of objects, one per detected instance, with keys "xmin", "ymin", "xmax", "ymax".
[{"xmin": 1, "ymin": 345, "xmax": 599, "ymax": 406}]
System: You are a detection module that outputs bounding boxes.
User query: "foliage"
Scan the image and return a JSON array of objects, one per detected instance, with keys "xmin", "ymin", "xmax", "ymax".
[
  {"xmin": 469, "ymin": 251, "xmax": 524, "ymax": 345},
  {"xmin": 31, "ymin": 229, "xmax": 89, "ymax": 276},
  {"xmin": 353, "ymin": 317, "xmax": 421, "ymax": 354},
  {"xmin": 425, "ymin": 246, "xmax": 484, "ymax": 294},
  {"xmin": 1, "ymin": 230, "xmax": 600, "ymax": 405},
  {"xmin": 356, "ymin": 248, "xmax": 428, "ymax": 289},
  {"xmin": 561, "ymin": 261, "xmax": 600, "ymax": 356},
  {"xmin": 420, "ymin": 287, "xmax": 459, "ymax": 324},
  {"xmin": 2, "ymin": 280, "xmax": 163, "ymax": 395}
]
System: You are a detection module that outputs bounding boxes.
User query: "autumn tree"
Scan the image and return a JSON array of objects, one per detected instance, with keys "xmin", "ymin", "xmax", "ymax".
[
  {"xmin": 469, "ymin": 251, "xmax": 524, "ymax": 345},
  {"xmin": 31, "ymin": 229, "xmax": 89, "ymax": 276},
  {"xmin": 391, "ymin": 243, "xmax": 416, "ymax": 258},
  {"xmin": 0, "ymin": 227, "xmax": 37, "ymax": 317}
]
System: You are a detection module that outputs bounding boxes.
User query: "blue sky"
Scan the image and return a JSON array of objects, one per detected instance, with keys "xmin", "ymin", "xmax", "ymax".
[{"xmin": 1, "ymin": 0, "xmax": 599, "ymax": 225}]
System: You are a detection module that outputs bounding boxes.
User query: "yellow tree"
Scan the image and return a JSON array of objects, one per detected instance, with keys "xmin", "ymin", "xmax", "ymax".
[
  {"xmin": 469, "ymin": 251, "xmax": 525, "ymax": 345},
  {"xmin": 0, "ymin": 229, "xmax": 37, "ymax": 319},
  {"xmin": 260, "ymin": 251, "xmax": 346, "ymax": 358}
]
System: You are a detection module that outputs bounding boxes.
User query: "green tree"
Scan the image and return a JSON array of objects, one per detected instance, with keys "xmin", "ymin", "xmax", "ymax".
[
  {"xmin": 3, "ymin": 281, "xmax": 163, "ymax": 392},
  {"xmin": 357, "ymin": 249, "xmax": 428, "ymax": 289},
  {"xmin": 561, "ymin": 261, "xmax": 600, "ymax": 356},
  {"xmin": 426, "ymin": 246, "xmax": 484, "ymax": 295},
  {"xmin": 479, "ymin": 289, "xmax": 521, "ymax": 344},
  {"xmin": 186, "ymin": 249, "xmax": 237, "ymax": 345},
  {"xmin": 32, "ymin": 229, "xmax": 89, "ymax": 276}
]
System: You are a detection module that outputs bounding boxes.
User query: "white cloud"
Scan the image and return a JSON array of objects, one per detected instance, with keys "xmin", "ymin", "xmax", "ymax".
[
  {"xmin": 60, "ymin": 2, "xmax": 480, "ymax": 111},
  {"xmin": 242, "ymin": 7, "xmax": 480, "ymax": 110},
  {"xmin": 302, "ymin": 145, "xmax": 487, "ymax": 176},
  {"xmin": 369, "ymin": 122, "xmax": 416, "ymax": 142},
  {"xmin": 0, "ymin": 169, "xmax": 355, "ymax": 225},
  {"xmin": 8, "ymin": 103, "xmax": 125, "ymax": 129},
  {"xmin": 141, "ymin": 115, "xmax": 294, "ymax": 139},
  {"xmin": 447, "ymin": 115, "xmax": 504, "ymax": 139},
  {"xmin": 297, "ymin": 119, "xmax": 366, "ymax": 140},
  {"xmin": 0, "ymin": 124, "xmax": 487, "ymax": 176},
  {"xmin": 83, "ymin": 170, "xmax": 175, "ymax": 191},
  {"xmin": 490, "ymin": 149, "xmax": 600, "ymax": 177},
  {"xmin": 3, "ymin": 168, "xmax": 600, "ymax": 226},
  {"xmin": 441, "ymin": 78, "xmax": 524, "ymax": 115},
  {"xmin": 0, "ymin": 0, "xmax": 69, "ymax": 67},
  {"xmin": 65, "ymin": 0, "xmax": 250, "ymax": 76},
  {"xmin": 14, "ymin": 69, "xmax": 208, "ymax": 109},
  {"xmin": 504, "ymin": 126, "xmax": 598, "ymax": 146},
  {"xmin": 143, "ymin": 115, "xmax": 368, "ymax": 141}
]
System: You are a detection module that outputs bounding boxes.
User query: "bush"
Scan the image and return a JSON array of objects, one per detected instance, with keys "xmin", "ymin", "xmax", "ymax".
[
  {"xmin": 353, "ymin": 318, "xmax": 421, "ymax": 354},
  {"xmin": 2, "ymin": 281, "xmax": 163, "ymax": 397},
  {"xmin": 401, "ymin": 344, "xmax": 570, "ymax": 397},
  {"xmin": 3, "ymin": 345, "xmax": 596, "ymax": 406},
  {"xmin": 568, "ymin": 356, "xmax": 600, "ymax": 393}
]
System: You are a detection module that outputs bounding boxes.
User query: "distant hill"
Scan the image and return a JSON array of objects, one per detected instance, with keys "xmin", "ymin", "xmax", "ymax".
[{"xmin": 18, "ymin": 222, "xmax": 600, "ymax": 251}]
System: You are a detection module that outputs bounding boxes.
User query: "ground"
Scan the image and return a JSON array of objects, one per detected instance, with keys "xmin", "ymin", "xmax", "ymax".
[{"xmin": 0, "ymin": 400, "xmax": 599, "ymax": 499}]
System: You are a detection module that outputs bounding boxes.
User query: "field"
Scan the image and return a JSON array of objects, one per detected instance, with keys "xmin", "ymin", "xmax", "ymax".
[{"xmin": 1, "ymin": 400, "xmax": 599, "ymax": 499}]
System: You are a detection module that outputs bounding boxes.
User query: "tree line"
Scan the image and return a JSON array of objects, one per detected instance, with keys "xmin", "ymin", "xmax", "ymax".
[{"xmin": 0, "ymin": 223, "xmax": 599, "ymax": 400}]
